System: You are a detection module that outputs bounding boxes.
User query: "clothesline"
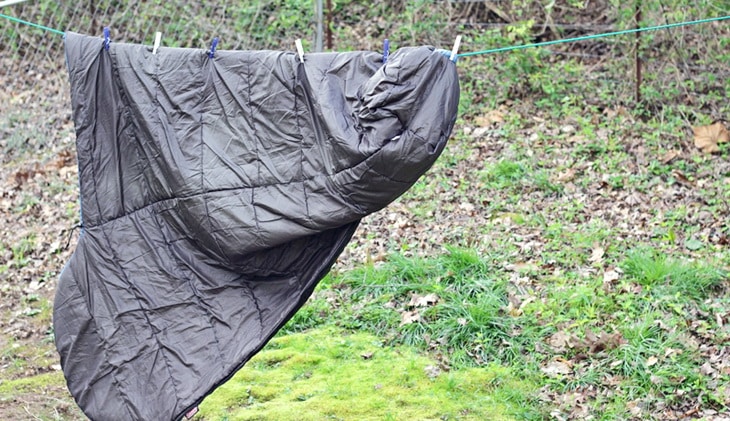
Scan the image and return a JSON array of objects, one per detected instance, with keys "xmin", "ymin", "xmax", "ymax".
[
  {"xmin": 460, "ymin": 15, "xmax": 730, "ymax": 57},
  {"xmin": 0, "ymin": 11, "xmax": 62, "ymax": 35},
  {"xmin": 0, "ymin": 12, "xmax": 729, "ymax": 57}
]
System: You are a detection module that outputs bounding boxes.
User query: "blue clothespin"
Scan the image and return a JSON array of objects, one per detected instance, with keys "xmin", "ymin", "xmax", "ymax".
[
  {"xmin": 383, "ymin": 39, "xmax": 390, "ymax": 64},
  {"xmin": 208, "ymin": 37, "xmax": 219, "ymax": 59},
  {"xmin": 103, "ymin": 27, "xmax": 110, "ymax": 51}
]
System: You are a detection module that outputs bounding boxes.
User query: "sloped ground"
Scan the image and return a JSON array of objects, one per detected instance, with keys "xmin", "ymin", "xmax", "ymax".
[{"xmin": 1, "ymin": 3, "xmax": 730, "ymax": 419}]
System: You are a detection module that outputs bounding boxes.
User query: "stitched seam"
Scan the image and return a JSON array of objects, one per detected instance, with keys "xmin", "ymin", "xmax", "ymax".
[
  {"xmin": 201, "ymin": 57, "xmax": 226, "ymax": 260},
  {"xmin": 371, "ymin": 128, "xmax": 427, "ymax": 184},
  {"xmin": 83, "ymin": 51, "xmax": 421, "ymax": 229},
  {"xmin": 242, "ymin": 280, "xmax": 265, "ymax": 335},
  {"xmin": 156, "ymin": 233, "xmax": 295, "ymax": 275},
  {"xmin": 294, "ymin": 63, "xmax": 313, "ymax": 229},
  {"xmin": 150, "ymin": 208, "xmax": 228, "ymax": 375},
  {"xmin": 103, "ymin": 47, "xmax": 185, "ymax": 410},
  {"xmin": 76, "ymin": 47, "xmax": 150, "ymax": 420},
  {"xmin": 87, "ymin": 165, "xmax": 374, "ymax": 229},
  {"xmin": 248, "ymin": 56, "xmax": 263, "ymax": 243},
  {"xmin": 96, "ymin": 224, "xmax": 185, "ymax": 415}
]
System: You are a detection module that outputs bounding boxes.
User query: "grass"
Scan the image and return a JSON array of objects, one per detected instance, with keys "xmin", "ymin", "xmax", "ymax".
[
  {"xmin": 199, "ymin": 328, "xmax": 537, "ymax": 420},
  {"xmin": 0, "ymin": 295, "xmax": 56, "ymax": 379},
  {"xmin": 195, "ymin": 240, "xmax": 728, "ymax": 419},
  {"xmin": 0, "ymin": 371, "xmax": 85, "ymax": 421},
  {"xmin": 2, "ymin": 1, "xmax": 730, "ymax": 419}
]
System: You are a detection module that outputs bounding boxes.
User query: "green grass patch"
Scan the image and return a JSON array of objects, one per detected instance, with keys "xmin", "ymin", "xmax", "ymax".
[
  {"xmin": 0, "ymin": 371, "xmax": 67, "ymax": 394},
  {"xmin": 621, "ymin": 248, "xmax": 725, "ymax": 300},
  {"xmin": 199, "ymin": 327, "xmax": 537, "ymax": 420},
  {"xmin": 275, "ymin": 246, "xmax": 729, "ymax": 418}
]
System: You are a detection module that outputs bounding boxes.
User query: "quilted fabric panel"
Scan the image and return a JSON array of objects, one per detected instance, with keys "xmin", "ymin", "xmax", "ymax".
[{"xmin": 55, "ymin": 32, "xmax": 459, "ymax": 420}]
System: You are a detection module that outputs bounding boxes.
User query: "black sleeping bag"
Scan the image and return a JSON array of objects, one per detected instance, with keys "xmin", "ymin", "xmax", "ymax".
[{"xmin": 55, "ymin": 31, "xmax": 459, "ymax": 420}]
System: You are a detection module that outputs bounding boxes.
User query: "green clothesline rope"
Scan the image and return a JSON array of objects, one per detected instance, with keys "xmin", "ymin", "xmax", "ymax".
[
  {"xmin": 0, "ymin": 11, "xmax": 728, "ymax": 56},
  {"xmin": 458, "ymin": 15, "xmax": 730, "ymax": 57},
  {"xmin": 0, "ymin": 12, "xmax": 64, "ymax": 36}
]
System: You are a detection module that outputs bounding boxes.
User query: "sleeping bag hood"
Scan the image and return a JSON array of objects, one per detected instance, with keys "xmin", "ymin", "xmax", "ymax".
[{"xmin": 55, "ymin": 31, "xmax": 459, "ymax": 421}]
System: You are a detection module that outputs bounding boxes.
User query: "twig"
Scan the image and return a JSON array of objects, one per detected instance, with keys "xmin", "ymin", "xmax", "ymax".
[
  {"xmin": 635, "ymin": 0, "xmax": 642, "ymax": 104},
  {"xmin": 21, "ymin": 402, "xmax": 43, "ymax": 421},
  {"xmin": 326, "ymin": 0, "xmax": 332, "ymax": 50}
]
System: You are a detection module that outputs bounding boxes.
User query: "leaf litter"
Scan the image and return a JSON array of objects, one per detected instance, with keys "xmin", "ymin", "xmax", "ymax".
[{"xmin": 2, "ymin": 18, "xmax": 730, "ymax": 421}]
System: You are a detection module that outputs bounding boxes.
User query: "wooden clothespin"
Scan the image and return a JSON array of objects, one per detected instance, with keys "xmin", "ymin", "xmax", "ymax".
[
  {"xmin": 449, "ymin": 35, "xmax": 461, "ymax": 63},
  {"xmin": 295, "ymin": 39, "xmax": 305, "ymax": 63},
  {"xmin": 152, "ymin": 32, "xmax": 162, "ymax": 55}
]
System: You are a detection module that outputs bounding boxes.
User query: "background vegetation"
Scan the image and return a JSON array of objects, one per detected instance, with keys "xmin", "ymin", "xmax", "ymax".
[{"xmin": 1, "ymin": 0, "xmax": 729, "ymax": 419}]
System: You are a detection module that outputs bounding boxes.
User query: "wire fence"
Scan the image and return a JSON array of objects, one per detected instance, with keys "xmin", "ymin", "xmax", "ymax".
[
  {"xmin": 1, "ymin": 0, "xmax": 729, "ymax": 163},
  {"xmin": 0, "ymin": 0, "xmax": 327, "ymax": 162},
  {"xmin": 0, "ymin": 1, "xmax": 320, "ymax": 96}
]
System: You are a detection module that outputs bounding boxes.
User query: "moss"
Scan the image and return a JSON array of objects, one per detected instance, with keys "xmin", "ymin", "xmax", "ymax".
[
  {"xmin": 0, "ymin": 371, "xmax": 86, "ymax": 420},
  {"xmin": 199, "ymin": 327, "xmax": 536, "ymax": 420},
  {"xmin": 0, "ymin": 371, "xmax": 67, "ymax": 394}
]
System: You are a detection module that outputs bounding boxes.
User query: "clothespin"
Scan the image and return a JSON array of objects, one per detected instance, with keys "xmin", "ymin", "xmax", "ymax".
[
  {"xmin": 449, "ymin": 35, "xmax": 461, "ymax": 63},
  {"xmin": 103, "ymin": 27, "xmax": 110, "ymax": 51},
  {"xmin": 295, "ymin": 39, "xmax": 304, "ymax": 63},
  {"xmin": 383, "ymin": 39, "xmax": 390, "ymax": 64},
  {"xmin": 208, "ymin": 37, "xmax": 219, "ymax": 59},
  {"xmin": 152, "ymin": 31, "xmax": 162, "ymax": 55}
]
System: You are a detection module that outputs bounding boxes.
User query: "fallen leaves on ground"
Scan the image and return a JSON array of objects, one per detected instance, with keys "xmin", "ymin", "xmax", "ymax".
[
  {"xmin": 400, "ymin": 310, "xmax": 422, "ymax": 326},
  {"xmin": 693, "ymin": 122, "xmax": 729, "ymax": 154},
  {"xmin": 407, "ymin": 293, "xmax": 439, "ymax": 308},
  {"xmin": 542, "ymin": 358, "xmax": 573, "ymax": 377}
]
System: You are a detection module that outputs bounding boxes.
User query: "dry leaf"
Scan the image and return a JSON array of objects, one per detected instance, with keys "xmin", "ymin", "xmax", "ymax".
[
  {"xmin": 646, "ymin": 356, "xmax": 659, "ymax": 367},
  {"xmin": 542, "ymin": 359, "xmax": 572, "ymax": 377},
  {"xmin": 424, "ymin": 365, "xmax": 442, "ymax": 379},
  {"xmin": 693, "ymin": 122, "xmax": 729, "ymax": 154},
  {"xmin": 672, "ymin": 170, "xmax": 694, "ymax": 188},
  {"xmin": 361, "ymin": 352, "xmax": 374, "ymax": 360},
  {"xmin": 400, "ymin": 310, "xmax": 421, "ymax": 326},
  {"xmin": 660, "ymin": 150, "xmax": 680, "ymax": 164},
  {"xmin": 507, "ymin": 261, "xmax": 539, "ymax": 272},
  {"xmin": 504, "ymin": 301, "xmax": 522, "ymax": 317},
  {"xmin": 408, "ymin": 293, "xmax": 439, "ymax": 308},
  {"xmin": 547, "ymin": 331, "xmax": 573, "ymax": 352},
  {"xmin": 475, "ymin": 109, "xmax": 505, "ymax": 127},
  {"xmin": 603, "ymin": 269, "xmax": 620, "ymax": 284},
  {"xmin": 589, "ymin": 246, "xmax": 605, "ymax": 263},
  {"xmin": 555, "ymin": 168, "xmax": 576, "ymax": 183}
]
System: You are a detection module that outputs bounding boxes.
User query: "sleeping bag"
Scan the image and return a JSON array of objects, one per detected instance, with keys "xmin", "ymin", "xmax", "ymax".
[{"xmin": 55, "ymin": 31, "xmax": 459, "ymax": 420}]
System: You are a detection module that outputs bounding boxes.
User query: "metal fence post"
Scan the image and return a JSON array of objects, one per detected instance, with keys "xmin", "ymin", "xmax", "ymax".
[{"xmin": 315, "ymin": 0, "xmax": 323, "ymax": 52}]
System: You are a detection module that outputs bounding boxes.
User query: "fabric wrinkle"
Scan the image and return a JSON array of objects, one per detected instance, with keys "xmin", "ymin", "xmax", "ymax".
[{"xmin": 55, "ymin": 33, "xmax": 459, "ymax": 421}]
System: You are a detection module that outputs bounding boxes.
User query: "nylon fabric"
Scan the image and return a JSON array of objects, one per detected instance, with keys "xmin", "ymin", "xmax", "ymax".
[{"xmin": 55, "ymin": 32, "xmax": 459, "ymax": 421}]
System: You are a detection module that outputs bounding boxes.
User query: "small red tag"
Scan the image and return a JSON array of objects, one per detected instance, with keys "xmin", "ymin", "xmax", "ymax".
[{"xmin": 185, "ymin": 406, "xmax": 199, "ymax": 419}]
